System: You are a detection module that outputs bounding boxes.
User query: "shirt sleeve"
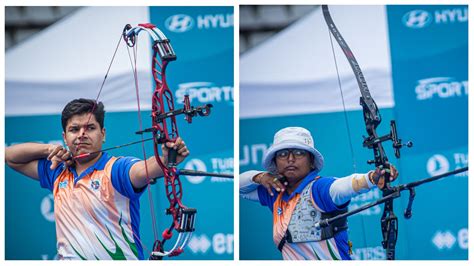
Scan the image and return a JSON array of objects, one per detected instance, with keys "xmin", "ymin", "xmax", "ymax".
[
  {"xmin": 38, "ymin": 159, "xmax": 65, "ymax": 191},
  {"xmin": 111, "ymin": 157, "xmax": 143, "ymax": 200},
  {"xmin": 240, "ymin": 170, "xmax": 278, "ymax": 211},
  {"xmin": 329, "ymin": 172, "xmax": 375, "ymax": 205},
  {"xmin": 257, "ymin": 185, "xmax": 279, "ymax": 212},
  {"xmin": 239, "ymin": 170, "xmax": 262, "ymax": 201},
  {"xmin": 312, "ymin": 177, "xmax": 349, "ymax": 212}
]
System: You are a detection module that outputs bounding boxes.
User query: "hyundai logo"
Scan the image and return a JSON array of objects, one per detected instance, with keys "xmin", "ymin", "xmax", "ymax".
[
  {"xmin": 402, "ymin": 10, "xmax": 432, "ymax": 28},
  {"xmin": 165, "ymin": 14, "xmax": 194, "ymax": 33}
]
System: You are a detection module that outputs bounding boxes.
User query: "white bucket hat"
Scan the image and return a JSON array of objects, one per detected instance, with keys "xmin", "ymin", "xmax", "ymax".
[{"xmin": 262, "ymin": 127, "xmax": 324, "ymax": 173}]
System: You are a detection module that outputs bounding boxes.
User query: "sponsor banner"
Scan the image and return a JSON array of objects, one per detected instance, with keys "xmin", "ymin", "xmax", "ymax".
[
  {"xmin": 386, "ymin": 6, "xmax": 467, "ymax": 259},
  {"xmin": 387, "ymin": 5, "xmax": 468, "ymax": 154},
  {"xmin": 150, "ymin": 6, "xmax": 234, "ymax": 62},
  {"xmin": 187, "ymin": 233, "xmax": 234, "ymax": 255},
  {"xmin": 432, "ymin": 228, "xmax": 468, "ymax": 251},
  {"xmin": 401, "ymin": 8, "xmax": 467, "ymax": 29}
]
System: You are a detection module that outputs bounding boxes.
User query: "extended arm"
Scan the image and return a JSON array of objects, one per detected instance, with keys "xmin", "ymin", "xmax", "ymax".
[
  {"xmin": 329, "ymin": 172, "xmax": 376, "ymax": 205},
  {"xmin": 330, "ymin": 166, "xmax": 398, "ymax": 205},
  {"xmin": 129, "ymin": 138, "xmax": 189, "ymax": 189}
]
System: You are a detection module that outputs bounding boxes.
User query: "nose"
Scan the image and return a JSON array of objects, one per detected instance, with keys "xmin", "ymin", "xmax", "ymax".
[
  {"xmin": 287, "ymin": 152, "xmax": 296, "ymax": 162},
  {"xmin": 78, "ymin": 126, "xmax": 88, "ymax": 139}
]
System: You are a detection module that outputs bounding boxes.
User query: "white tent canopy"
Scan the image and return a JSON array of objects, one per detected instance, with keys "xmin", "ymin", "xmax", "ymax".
[
  {"xmin": 240, "ymin": 5, "xmax": 394, "ymax": 119},
  {"xmin": 6, "ymin": 7, "xmax": 154, "ymax": 116}
]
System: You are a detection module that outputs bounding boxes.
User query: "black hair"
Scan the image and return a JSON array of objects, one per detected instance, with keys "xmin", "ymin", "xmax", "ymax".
[{"xmin": 61, "ymin": 98, "xmax": 105, "ymax": 131}]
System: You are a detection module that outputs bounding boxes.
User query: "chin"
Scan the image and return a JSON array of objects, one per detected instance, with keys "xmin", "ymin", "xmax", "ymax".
[{"xmin": 284, "ymin": 172, "xmax": 299, "ymax": 178}]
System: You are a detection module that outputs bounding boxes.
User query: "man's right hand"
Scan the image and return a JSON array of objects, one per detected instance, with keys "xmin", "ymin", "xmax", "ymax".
[{"xmin": 47, "ymin": 144, "xmax": 73, "ymax": 170}]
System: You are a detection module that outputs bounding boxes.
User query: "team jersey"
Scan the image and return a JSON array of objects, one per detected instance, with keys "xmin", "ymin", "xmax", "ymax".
[
  {"xmin": 38, "ymin": 152, "xmax": 145, "ymax": 260},
  {"xmin": 257, "ymin": 170, "xmax": 351, "ymax": 260}
]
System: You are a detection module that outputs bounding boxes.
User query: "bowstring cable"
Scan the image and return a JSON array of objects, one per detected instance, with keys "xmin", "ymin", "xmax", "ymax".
[
  {"xmin": 82, "ymin": 34, "xmax": 124, "ymax": 138},
  {"xmin": 326, "ymin": 29, "xmax": 357, "ymax": 173},
  {"xmin": 125, "ymin": 36, "xmax": 159, "ymax": 244}
]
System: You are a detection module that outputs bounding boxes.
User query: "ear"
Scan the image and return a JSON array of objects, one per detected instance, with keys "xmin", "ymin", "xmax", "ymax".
[
  {"xmin": 102, "ymin": 127, "xmax": 106, "ymax": 143},
  {"xmin": 62, "ymin": 131, "xmax": 67, "ymax": 145}
]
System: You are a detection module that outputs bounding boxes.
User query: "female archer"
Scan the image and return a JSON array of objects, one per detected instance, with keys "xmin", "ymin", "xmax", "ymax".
[{"xmin": 240, "ymin": 126, "xmax": 398, "ymax": 260}]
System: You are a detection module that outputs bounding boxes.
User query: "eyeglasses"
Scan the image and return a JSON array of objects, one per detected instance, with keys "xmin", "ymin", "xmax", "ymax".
[{"xmin": 275, "ymin": 149, "xmax": 308, "ymax": 159}]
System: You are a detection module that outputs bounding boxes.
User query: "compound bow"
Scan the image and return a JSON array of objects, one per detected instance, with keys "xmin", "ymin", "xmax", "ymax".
[
  {"xmin": 318, "ymin": 5, "xmax": 468, "ymax": 260},
  {"xmin": 82, "ymin": 23, "xmax": 232, "ymax": 260}
]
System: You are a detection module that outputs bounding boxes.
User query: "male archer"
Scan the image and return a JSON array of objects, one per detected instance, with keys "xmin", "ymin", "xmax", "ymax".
[{"xmin": 5, "ymin": 98, "xmax": 189, "ymax": 260}]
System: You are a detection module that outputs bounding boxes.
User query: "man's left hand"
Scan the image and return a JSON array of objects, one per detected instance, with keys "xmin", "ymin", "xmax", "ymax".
[{"xmin": 161, "ymin": 137, "xmax": 190, "ymax": 165}]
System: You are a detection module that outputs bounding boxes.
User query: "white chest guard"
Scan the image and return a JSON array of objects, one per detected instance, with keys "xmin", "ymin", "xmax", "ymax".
[{"xmin": 278, "ymin": 180, "xmax": 348, "ymax": 251}]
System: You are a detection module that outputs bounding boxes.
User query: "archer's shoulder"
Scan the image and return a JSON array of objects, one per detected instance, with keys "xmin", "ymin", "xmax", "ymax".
[
  {"xmin": 111, "ymin": 155, "xmax": 141, "ymax": 163},
  {"xmin": 111, "ymin": 155, "xmax": 142, "ymax": 168},
  {"xmin": 312, "ymin": 175, "xmax": 337, "ymax": 187}
]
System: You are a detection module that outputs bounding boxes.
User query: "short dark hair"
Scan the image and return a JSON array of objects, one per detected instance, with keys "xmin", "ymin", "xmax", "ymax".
[{"xmin": 61, "ymin": 98, "xmax": 105, "ymax": 131}]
